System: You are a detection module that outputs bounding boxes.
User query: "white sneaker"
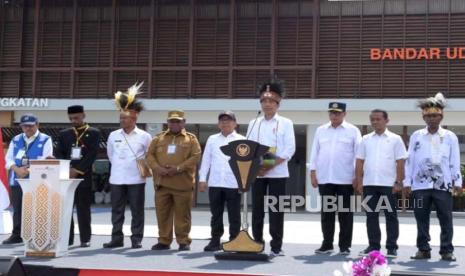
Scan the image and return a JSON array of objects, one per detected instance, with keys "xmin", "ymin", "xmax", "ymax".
[
  {"xmin": 94, "ymin": 192, "xmax": 104, "ymax": 204},
  {"xmin": 104, "ymin": 191, "xmax": 111, "ymax": 204}
]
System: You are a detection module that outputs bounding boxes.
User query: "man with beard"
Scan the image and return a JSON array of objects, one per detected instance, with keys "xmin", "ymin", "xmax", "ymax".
[{"xmin": 55, "ymin": 105, "xmax": 101, "ymax": 247}]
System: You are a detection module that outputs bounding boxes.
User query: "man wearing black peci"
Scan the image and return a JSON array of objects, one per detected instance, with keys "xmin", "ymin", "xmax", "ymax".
[{"xmin": 55, "ymin": 105, "xmax": 101, "ymax": 248}]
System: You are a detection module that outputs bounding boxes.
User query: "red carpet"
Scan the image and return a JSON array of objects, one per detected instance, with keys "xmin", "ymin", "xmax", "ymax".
[{"xmin": 80, "ymin": 269, "xmax": 259, "ymax": 276}]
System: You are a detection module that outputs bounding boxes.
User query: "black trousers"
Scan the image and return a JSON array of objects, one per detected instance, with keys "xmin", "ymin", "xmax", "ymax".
[
  {"xmin": 69, "ymin": 180, "xmax": 93, "ymax": 244},
  {"xmin": 110, "ymin": 183, "xmax": 145, "ymax": 244},
  {"xmin": 252, "ymin": 177, "xmax": 287, "ymax": 252},
  {"xmin": 208, "ymin": 187, "xmax": 241, "ymax": 242},
  {"xmin": 11, "ymin": 185, "xmax": 22, "ymax": 237},
  {"xmin": 318, "ymin": 184, "xmax": 354, "ymax": 250},
  {"xmin": 413, "ymin": 189, "xmax": 454, "ymax": 254},
  {"xmin": 363, "ymin": 186, "xmax": 399, "ymax": 251}
]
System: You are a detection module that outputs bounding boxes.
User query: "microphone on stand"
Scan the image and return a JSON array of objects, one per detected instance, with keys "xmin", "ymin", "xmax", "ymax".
[{"xmin": 246, "ymin": 111, "xmax": 262, "ymax": 140}]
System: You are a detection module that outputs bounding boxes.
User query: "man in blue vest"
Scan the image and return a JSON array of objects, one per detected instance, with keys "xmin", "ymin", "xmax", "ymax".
[{"xmin": 2, "ymin": 114, "xmax": 53, "ymax": 244}]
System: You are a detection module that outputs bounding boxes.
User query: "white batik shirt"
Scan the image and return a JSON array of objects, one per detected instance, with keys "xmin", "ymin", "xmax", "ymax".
[{"xmin": 404, "ymin": 127, "xmax": 462, "ymax": 192}]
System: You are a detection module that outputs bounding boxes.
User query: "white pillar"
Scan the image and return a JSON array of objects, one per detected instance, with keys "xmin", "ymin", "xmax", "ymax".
[
  {"xmin": 144, "ymin": 123, "xmax": 164, "ymax": 208},
  {"xmin": 305, "ymin": 124, "xmax": 320, "ymax": 212}
]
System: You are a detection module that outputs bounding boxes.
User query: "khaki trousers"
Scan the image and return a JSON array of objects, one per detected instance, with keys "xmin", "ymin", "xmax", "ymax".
[{"xmin": 155, "ymin": 186, "xmax": 193, "ymax": 245}]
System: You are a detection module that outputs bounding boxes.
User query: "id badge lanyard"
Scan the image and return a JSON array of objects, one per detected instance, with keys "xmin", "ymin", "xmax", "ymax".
[
  {"xmin": 167, "ymin": 135, "xmax": 178, "ymax": 155},
  {"xmin": 72, "ymin": 125, "xmax": 89, "ymax": 160},
  {"xmin": 21, "ymin": 135, "xmax": 39, "ymax": 166}
]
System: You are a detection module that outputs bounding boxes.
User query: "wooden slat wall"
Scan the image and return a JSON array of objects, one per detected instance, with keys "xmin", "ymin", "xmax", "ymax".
[
  {"xmin": 234, "ymin": 0, "xmax": 272, "ymax": 66},
  {"xmin": 78, "ymin": 1, "xmax": 112, "ymax": 67},
  {"xmin": 115, "ymin": 71, "xmax": 148, "ymax": 96},
  {"xmin": 193, "ymin": 71, "xmax": 229, "ymax": 98},
  {"xmin": 318, "ymin": 0, "xmax": 465, "ymax": 98},
  {"xmin": 75, "ymin": 71, "xmax": 110, "ymax": 98},
  {"xmin": 36, "ymin": 71, "xmax": 70, "ymax": 97},
  {"xmin": 0, "ymin": 0, "xmax": 313, "ymax": 99},
  {"xmin": 152, "ymin": 71, "xmax": 189, "ymax": 98},
  {"xmin": 1, "ymin": 0, "xmax": 465, "ymax": 99},
  {"xmin": 382, "ymin": 15, "xmax": 404, "ymax": 98},
  {"xmin": 20, "ymin": 72, "xmax": 34, "ymax": 97},
  {"xmin": 232, "ymin": 70, "xmax": 270, "ymax": 98},
  {"xmin": 449, "ymin": 14, "xmax": 465, "ymax": 96},
  {"xmin": 0, "ymin": 72, "xmax": 20, "ymax": 97}
]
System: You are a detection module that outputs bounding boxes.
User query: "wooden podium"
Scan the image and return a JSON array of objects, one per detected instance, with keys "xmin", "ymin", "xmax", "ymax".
[{"xmin": 16, "ymin": 160, "xmax": 82, "ymax": 257}]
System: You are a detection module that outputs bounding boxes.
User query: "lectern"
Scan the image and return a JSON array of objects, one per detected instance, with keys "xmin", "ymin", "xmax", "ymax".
[
  {"xmin": 16, "ymin": 160, "xmax": 82, "ymax": 257},
  {"xmin": 214, "ymin": 140, "xmax": 270, "ymax": 261}
]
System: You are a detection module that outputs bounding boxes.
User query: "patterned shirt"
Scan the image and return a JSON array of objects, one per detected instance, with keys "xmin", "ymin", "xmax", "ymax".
[{"xmin": 404, "ymin": 127, "xmax": 462, "ymax": 192}]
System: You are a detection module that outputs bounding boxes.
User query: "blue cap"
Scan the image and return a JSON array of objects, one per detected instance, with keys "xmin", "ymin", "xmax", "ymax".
[
  {"xmin": 20, "ymin": 114, "xmax": 38, "ymax": 126},
  {"xmin": 328, "ymin": 102, "xmax": 346, "ymax": 112}
]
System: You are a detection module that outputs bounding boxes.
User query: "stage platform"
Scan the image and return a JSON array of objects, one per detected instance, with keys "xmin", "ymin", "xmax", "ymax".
[
  {"xmin": 0, "ymin": 209, "xmax": 464, "ymax": 275},
  {"xmin": 1, "ymin": 235, "xmax": 464, "ymax": 276}
]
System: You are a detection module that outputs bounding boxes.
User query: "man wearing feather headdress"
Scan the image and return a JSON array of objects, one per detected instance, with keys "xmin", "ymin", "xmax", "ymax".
[
  {"xmin": 103, "ymin": 83, "xmax": 152, "ymax": 249},
  {"xmin": 246, "ymin": 77, "xmax": 296, "ymax": 257},
  {"xmin": 404, "ymin": 92, "xmax": 463, "ymax": 261}
]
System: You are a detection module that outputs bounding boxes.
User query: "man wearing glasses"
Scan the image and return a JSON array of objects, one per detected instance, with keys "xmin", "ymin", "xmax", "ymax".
[
  {"xmin": 3, "ymin": 114, "xmax": 53, "ymax": 244},
  {"xmin": 309, "ymin": 102, "xmax": 361, "ymax": 255}
]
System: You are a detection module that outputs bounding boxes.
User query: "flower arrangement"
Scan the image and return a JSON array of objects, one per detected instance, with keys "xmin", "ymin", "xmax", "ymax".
[{"xmin": 334, "ymin": 250, "xmax": 391, "ymax": 276}]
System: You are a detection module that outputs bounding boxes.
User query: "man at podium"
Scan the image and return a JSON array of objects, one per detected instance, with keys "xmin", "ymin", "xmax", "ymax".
[
  {"xmin": 55, "ymin": 105, "xmax": 101, "ymax": 248},
  {"xmin": 246, "ymin": 78, "xmax": 296, "ymax": 257},
  {"xmin": 3, "ymin": 114, "xmax": 53, "ymax": 245}
]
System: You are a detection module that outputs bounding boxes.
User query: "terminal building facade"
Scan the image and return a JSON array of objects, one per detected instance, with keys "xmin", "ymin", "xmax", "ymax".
[{"xmin": 1, "ymin": 0, "xmax": 465, "ymax": 208}]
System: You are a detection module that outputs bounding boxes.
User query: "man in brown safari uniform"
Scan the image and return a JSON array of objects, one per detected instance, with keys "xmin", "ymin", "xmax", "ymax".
[{"xmin": 146, "ymin": 110, "xmax": 201, "ymax": 251}]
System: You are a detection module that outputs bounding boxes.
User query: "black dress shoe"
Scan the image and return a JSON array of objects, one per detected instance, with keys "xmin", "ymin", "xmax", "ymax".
[
  {"xmin": 2, "ymin": 236, "xmax": 23, "ymax": 245},
  {"xmin": 359, "ymin": 246, "xmax": 378, "ymax": 256},
  {"xmin": 103, "ymin": 240, "xmax": 124, "ymax": 248},
  {"xmin": 80, "ymin": 242, "xmax": 91, "ymax": 248},
  {"xmin": 178, "ymin": 244, "xmax": 190, "ymax": 251},
  {"xmin": 204, "ymin": 241, "xmax": 221, "ymax": 252},
  {"xmin": 131, "ymin": 242, "xmax": 142, "ymax": 249},
  {"xmin": 315, "ymin": 244, "xmax": 334, "ymax": 254},
  {"xmin": 441, "ymin": 252, "xmax": 456, "ymax": 261},
  {"xmin": 410, "ymin": 250, "xmax": 431, "ymax": 260},
  {"xmin": 151, "ymin": 243, "xmax": 170, "ymax": 250},
  {"xmin": 386, "ymin": 249, "xmax": 397, "ymax": 258}
]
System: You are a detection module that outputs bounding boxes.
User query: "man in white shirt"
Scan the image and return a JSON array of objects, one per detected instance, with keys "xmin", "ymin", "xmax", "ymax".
[
  {"xmin": 246, "ymin": 78, "xmax": 296, "ymax": 257},
  {"xmin": 2, "ymin": 114, "xmax": 53, "ymax": 245},
  {"xmin": 355, "ymin": 109, "xmax": 407, "ymax": 258},
  {"xmin": 309, "ymin": 102, "xmax": 361, "ymax": 255},
  {"xmin": 103, "ymin": 84, "xmax": 152, "ymax": 249},
  {"xmin": 199, "ymin": 111, "xmax": 245, "ymax": 252},
  {"xmin": 404, "ymin": 93, "xmax": 462, "ymax": 262}
]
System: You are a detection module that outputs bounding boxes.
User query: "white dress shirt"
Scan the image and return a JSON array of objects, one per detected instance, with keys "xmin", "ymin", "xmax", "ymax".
[
  {"xmin": 309, "ymin": 121, "xmax": 362, "ymax": 184},
  {"xmin": 198, "ymin": 131, "xmax": 246, "ymax": 189},
  {"xmin": 107, "ymin": 127, "xmax": 152, "ymax": 185},
  {"xmin": 5, "ymin": 130, "xmax": 54, "ymax": 170},
  {"xmin": 404, "ymin": 127, "xmax": 462, "ymax": 192},
  {"xmin": 356, "ymin": 129, "xmax": 408, "ymax": 187},
  {"xmin": 246, "ymin": 113, "xmax": 296, "ymax": 178}
]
